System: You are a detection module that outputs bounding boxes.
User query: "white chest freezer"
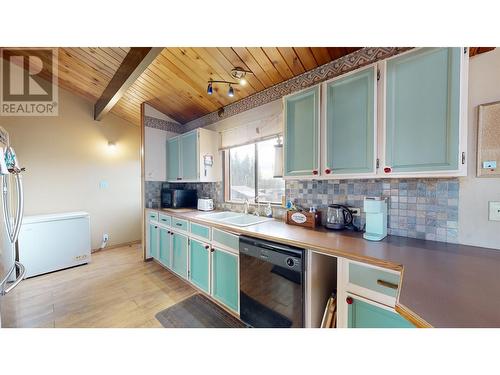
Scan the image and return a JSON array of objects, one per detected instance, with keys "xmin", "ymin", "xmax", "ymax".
[{"xmin": 18, "ymin": 212, "xmax": 91, "ymax": 278}]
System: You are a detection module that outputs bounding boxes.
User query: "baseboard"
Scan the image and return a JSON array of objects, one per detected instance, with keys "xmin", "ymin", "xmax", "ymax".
[{"xmin": 92, "ymin": 240, "xmax": 141, "ymax": 253}]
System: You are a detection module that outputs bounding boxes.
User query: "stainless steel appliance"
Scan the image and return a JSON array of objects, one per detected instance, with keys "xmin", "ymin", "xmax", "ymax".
[
  {"xmin": 0, "ymin": 127, "xmax": 26, "ymax": 327},
  {"xmin": 197, "ymin": 197, "xmax": 214, "ymax": 211},
  {"xmin": 325, "ymin": 204, "xmax": 353, "ymax": 230},
  {"xmin": 161, "ymin": 188, "xmax": 197, "ymax": 209},
  {"xmin": 239, "ymin": 236, "xmax": 305, "ymax": 328}
]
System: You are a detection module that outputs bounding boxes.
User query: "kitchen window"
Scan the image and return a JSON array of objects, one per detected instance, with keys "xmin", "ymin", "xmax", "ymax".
[{"xmin": 226, "ymin": 138, "xmax": 285, "ymax": 204}]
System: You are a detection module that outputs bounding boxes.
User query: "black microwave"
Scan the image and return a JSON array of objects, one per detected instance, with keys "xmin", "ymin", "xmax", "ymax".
[{"xmin": 161, "ymin": 188, "xmax": 197, "ymax": 209}]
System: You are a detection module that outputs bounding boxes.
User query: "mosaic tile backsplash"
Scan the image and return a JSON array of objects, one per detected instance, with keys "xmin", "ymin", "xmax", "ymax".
[
  {"xmin": 286, "ymin": 178, "xmax": 459, "ymax": 243},
  {"xmin": 145, "ymin": 178, "xmax": 459, "ymax": 243}
]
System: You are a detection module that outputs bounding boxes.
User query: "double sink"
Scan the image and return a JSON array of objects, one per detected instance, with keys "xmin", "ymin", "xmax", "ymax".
[{"xmin": 198, "ymin": 211, "xmax": 273, "ymax": 227}]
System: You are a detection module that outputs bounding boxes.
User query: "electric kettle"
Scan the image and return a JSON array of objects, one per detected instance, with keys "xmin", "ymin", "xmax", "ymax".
[{"xmin": 325, "ymin": 204, "xmax": 353, "ymax": 230}]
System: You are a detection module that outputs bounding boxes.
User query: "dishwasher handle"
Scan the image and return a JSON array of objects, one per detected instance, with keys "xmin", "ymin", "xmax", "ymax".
[{"xmin": 239, "ymin": 236, "xmax": 304, "ymax": 257}]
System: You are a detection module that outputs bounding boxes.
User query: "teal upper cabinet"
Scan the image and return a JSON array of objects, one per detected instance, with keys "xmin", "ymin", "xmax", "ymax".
[
  {"xmin": 180, "ymin": 131, "xmax": 198, "ymax": 180},
  {"xmin": 148, "ymin": 222, "xmax": 158, "ymax": 259},
  {"xmin": 284, "ymin": 86, "xmax": 320, "ymax": 178},
  {"xmin": 324, "ymin": 66, "xmax": 376, "ymax": 175},
  {"xmin": 166, "ymin": 137, "xmax": 180, "ymax": 181},
  {"xmin": 189, "ymin": 238, "xmax": 210, "ymax": 293},
  {"xmin": 211, "ymin": 248, "xmax": 239, "ymax": 312},
  {"xmin": 159, "ymin": 227, "xmax": 171, "ymax": 268},
  {"xmin": 166, "ymin": 128, "xmax": 221, "ymax": 182},
  {"xmin": 172, "ymin": 232, "xmax": 188, "ymax": 279},
  {"xmin": 347, "ymin": 296, "xmax": 415, "ymax": 328},
  {"xmin": 384, "ymin": 47, "xmax": 463, "ymax": 174}
]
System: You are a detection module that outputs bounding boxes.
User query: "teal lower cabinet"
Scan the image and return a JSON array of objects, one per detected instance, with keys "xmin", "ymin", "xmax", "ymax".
[
  {"xmin": 347, "ymin": 296, "xmax": 414, "ymax": 328},
  {"xmin": 148, "ymin": 222, "xmax": 158, "ymax": 259},
  {"xmin": 211, "ymin": 247, "xmax": 239, "ymax": 312},
  {"xmin": 172, "ymin": 231, "xmax": 188, "ymax": 279},
  {"xmin": 189, "ymin": 238, "xmax": 210, "ymax": 293},
  {"xmin": 158, "ymin": 227, "xmax": 171, "ymax": 268}
]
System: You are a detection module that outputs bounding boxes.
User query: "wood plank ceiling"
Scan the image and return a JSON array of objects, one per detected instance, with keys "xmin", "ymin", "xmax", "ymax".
[
  {"xmin": 112, "ymin": 47, "xmax": 361, "ymax": 125},
  {"xmin": 1, "ymin": 47, "xmax": 359, "ymax": 125}
]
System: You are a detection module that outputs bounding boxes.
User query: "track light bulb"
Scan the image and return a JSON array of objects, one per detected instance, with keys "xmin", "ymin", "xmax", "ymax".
[
  {"xmin": 207, "ymin": 82, "xmax": 213, "ymax": 95},
  {"xmin": 228, "ymin": 85, "xmax": 234, "ymax": 97},
  {"xmin": 239, "ymin": 77, "xmax": 247, "ymax": 86}
]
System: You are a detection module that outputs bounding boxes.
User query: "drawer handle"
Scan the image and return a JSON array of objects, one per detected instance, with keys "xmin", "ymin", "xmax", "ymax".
[
  {"xmin": 377, "ymin": 279, "xmax": 398, "ymax": 290},
  {"xmin": 175, "ymin": 223, "xmax": 183, "ymax": 227}
]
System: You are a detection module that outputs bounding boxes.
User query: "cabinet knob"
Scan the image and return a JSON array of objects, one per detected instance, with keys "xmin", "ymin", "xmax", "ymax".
[
  {"xmin": 170, "ymin": 232, "xmax": 174, "ymax": 236},
  {"xmin": 325, "ymin": 168, "xmax": 331, "ymax": 174},
  {"xmin": 312, "ymin": 170, "xmax": 318, "ymax": 175},
  {"xmin": 383, "ymin": 167, "xmax": 392, "ymax": 174},
  {"xmin": 346, "ymin": 297, "xmax": 353, "ymax": 305},
  {"xmin": 210, "ymin": 248, "xmax": 215, "ymax": 253},
  {"xmin": 204, "ymin": 245, "xmax": 210, "ymax": 250}
]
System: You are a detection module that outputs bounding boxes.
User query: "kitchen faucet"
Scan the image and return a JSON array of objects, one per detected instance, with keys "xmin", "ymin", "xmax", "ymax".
[{"xmin": 243, "ymin": 198, "xmax": 249, "ymax": 214}]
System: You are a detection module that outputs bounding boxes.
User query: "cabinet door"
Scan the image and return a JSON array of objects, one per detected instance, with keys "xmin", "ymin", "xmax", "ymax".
[
  {"xmin": 211, "ymin": 248, "xmax": 239, "ymax": 312},
  {"xmin": 159, "ymin": 227, "xmax": 171, "ymax": 268},
  {"xmin": 347, "ymin": 296, "xmax": 414, "ymax": 328},
  {"xmin": 189, "ymin": 238, "xmax": 210, "ymax": 293},
  {"xmin": 172, "ymin": 232, "xmax": 188, "ymax": 278},
  {"xmin": 325, "ymin": 67, "xmax": 375, "ymax": 175},
  {"xmin": 167, "ymin": 137, "xmax": 180, "ymax": 181},
  {"xmin": 180, "ymin": 131, "xmax": 198, "ymax": 180},
  {"xmin": 385, "ymin": 47, "xmax": 462, "ymax": 174},
  {"xmin": 148, "ymin": 222, "xmax": 158, "ymax": 259},
  {"xmin": 284, "ymin": 86, "xmax": 320, "ymax": 177}
]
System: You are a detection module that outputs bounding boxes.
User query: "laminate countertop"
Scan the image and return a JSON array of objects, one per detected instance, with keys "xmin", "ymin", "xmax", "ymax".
[{"xmin": 147, "ymin": 208, "xmax": 500, "ymax": 328}]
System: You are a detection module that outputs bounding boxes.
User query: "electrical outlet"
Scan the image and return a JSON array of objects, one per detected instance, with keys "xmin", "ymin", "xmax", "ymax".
[
  {"xmin": 489, "ymin": 202, "xmax": 500, "ymax": 221},
  {"xmin": 349, "ymin": 207, "xmax": 361, "ymax": 217},
  {"xmin": 103, "ymin": 233, "xmax": 109, "ymax": 242}
]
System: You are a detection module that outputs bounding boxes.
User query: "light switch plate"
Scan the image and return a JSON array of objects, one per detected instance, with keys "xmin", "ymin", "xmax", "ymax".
[{"xmin": 489, "ymin": 201, "xmax": 500, "ymax": 221}]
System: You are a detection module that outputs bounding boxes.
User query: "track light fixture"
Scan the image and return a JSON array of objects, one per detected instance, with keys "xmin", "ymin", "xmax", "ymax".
[
  {"xmin": 206, "ymin": 67, "xmax": 253, "ymax": 98},
  {"xmin": 206, "ymin": 80, "xmax": 239, "ymax": 98},
  {"xmin": 230, "ymin": 67, "xmax": 253, "ymax": 86}
]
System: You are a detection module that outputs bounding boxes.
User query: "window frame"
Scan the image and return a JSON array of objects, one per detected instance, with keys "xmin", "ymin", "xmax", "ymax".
[{"xmin": 224, "ymin": 139, "xmax": 284, "ymax": 205}]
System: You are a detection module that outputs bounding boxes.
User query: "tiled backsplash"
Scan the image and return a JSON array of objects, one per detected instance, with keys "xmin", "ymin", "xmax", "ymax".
[
  {"xmin": 144, "ymin": 181, "xmax": 223, "ymax": 209},
  {"xmin": 286, "ymin": 178, "xmax": 459, "ymax": 243},
  {"xmin": 145, "ymin": 178, "xmax": 459, "ymax": 243}
]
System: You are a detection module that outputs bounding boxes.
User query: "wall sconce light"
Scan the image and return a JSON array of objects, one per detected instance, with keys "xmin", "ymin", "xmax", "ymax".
[{"xmin": 108, "ymin": 141, "xmax": 117, "ymax": 151}]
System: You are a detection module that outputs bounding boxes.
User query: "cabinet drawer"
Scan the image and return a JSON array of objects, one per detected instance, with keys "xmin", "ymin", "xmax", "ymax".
[
  {"xmin": 159, "ymin": 214, "xmax": 171, "ymax": 226},
  {"xmin": 348, "ymin": 262, "xmax": 400, "ymax": 299},
  {"xmin": 212, "ymin": 228, "xmax": 239, "ymax": 251},
  {"xmin": 171, "ymin": 217, "xmax": 188, "ymax": 232},
  {"xmin": 190, "ymin": 222, "xmax": 211, "ymax": 241},
  {"xmin": 147, "ymin": 211, "xmax": 159, "ymax": 221}
]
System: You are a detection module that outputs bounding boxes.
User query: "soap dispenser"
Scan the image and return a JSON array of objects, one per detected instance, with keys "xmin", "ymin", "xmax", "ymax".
[{"xmin": 363, "ymin": 197, "xmax": 387, "ymax": 241}]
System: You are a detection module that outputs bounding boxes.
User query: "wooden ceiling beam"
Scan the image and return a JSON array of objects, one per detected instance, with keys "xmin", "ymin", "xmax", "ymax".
[
  {"xmin": 94, "ymin": 47, "xmax": 163, "ymax": 121},
  {"xmin": 469, "ymin": 47, "xmax": 495, "ymax": 57}
]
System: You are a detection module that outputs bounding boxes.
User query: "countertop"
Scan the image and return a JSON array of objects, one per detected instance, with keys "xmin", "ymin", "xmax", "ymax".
[{"xmin": 147, "ymin": 208, "xmax": 500, "ymax": 328}]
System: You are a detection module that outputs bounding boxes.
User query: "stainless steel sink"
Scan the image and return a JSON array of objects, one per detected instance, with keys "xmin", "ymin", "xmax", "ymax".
[{"xmin": 198, "ymin": 211, "xmax": 272, "ymax": 227}]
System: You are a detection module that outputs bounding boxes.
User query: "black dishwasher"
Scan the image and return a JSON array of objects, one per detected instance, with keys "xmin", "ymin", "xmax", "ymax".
[{"xmin": 239, "ymin": 236, "xmax": 305, "ymax": 328}]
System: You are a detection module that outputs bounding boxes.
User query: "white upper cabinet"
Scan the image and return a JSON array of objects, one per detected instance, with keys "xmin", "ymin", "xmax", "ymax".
[{"xmin": 145, "ymin": 127, "xmax": 177, "ymax": 182}]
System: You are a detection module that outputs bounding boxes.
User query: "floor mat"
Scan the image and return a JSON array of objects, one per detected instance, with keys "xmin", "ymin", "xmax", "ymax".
[{"xmin": 155, "ymin": 293, "xmax": 246, "ymax": 328}]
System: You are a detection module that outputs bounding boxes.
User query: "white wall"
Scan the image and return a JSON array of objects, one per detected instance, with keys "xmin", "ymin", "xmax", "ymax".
[
  {"xmin": 0, "ymin": 87, "xmax": 142, "ymax": 250},
  {"xmin": 459, "ymin": 48, "xmax": 500, "ymax": 250}
]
